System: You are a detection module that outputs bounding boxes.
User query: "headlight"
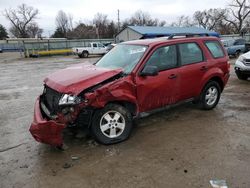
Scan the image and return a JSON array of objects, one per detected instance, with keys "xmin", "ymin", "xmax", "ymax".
[{"xmin": 59, "ymin": 94, "xmax": 81, "ymax": 106}]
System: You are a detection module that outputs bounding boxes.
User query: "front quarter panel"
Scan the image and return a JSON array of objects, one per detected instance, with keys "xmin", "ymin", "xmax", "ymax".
[{"xmin": 85, "ymin": 76, "xmax": 138, "ymax": 112}]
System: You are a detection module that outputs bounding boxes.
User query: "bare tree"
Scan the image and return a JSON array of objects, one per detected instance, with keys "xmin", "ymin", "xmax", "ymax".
[
  {"xmin": 127, "ymin": 10, "xmax": 158, "ymax": 26},
  {"xmin": 55, "ymin": 10, "xmax": 73, "ymax": 37},
  {"xmin": 93, "ymin": 13, "xmax": 109, "ymax": 38},
  {"xmin": 3, "ymin": 4, "xmax": 40, "ymax": 38},
  {"xmin": 193, "ymin": 9, "xmax": 227, "ymax": 30},
  {"xmin": 26, "ymin": 23, "xmax": 43, "ymax": 38},
  {"xmin": 224, "ymin": 0, "xmax": 250, "ymax": 33},
  {"xmin": 171, "ymin": 15, "xmax": 195, "ymax": 27}
]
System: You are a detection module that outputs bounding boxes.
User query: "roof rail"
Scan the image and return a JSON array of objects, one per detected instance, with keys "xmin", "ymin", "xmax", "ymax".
[{"xmin": 167, "ymin": 33, "xmax": 210, "ymax": 39}]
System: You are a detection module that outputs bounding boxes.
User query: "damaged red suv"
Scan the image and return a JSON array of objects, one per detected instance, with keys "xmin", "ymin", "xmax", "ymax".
[{"xmin": 30, "ymin": 34, "xmax": 230, "ymax": 146}]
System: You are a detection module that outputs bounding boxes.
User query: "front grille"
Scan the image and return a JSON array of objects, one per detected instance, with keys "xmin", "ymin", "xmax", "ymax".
[
  {"xmin": 244, "ymin": 59, "xmax": 250, "ymax": 66},
  {"xmin": 42, "ymin": 86, "xmax": 62, "ymax": 115}
]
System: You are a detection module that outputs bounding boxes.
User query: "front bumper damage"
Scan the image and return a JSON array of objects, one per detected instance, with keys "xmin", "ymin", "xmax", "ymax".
[{"xmin": 29, "ymin": 97, "xmax": 65, "ymax": 146}]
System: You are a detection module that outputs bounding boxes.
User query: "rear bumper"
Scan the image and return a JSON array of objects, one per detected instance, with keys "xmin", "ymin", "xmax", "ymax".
[{"xmin": 29, "ymin": 97, "xmax": 65, "ymax": 146}]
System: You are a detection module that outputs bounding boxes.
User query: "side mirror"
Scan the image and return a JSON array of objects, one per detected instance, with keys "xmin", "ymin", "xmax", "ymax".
[{"xmin": 140, "ymin": 66, "xmax": 159, "ymax": 77}]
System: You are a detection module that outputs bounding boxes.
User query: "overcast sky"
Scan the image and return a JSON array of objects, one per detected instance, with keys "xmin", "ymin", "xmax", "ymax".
[{"xmin": 0, "ymin": 0, "xmax": 229, "ymax": 36}]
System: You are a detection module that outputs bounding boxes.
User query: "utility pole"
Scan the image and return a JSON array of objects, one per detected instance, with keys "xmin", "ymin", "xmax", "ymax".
[{"xmin": 117, "ymin": 9, "xmax": 120, "ymax": 32}]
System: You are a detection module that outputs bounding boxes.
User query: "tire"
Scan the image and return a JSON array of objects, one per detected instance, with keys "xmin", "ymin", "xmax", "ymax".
[
  {"xmin": 82, "ymin": 51, "xmax": 89, "ymax": 58},
  {"xmin": 91, "ymin": 104, "xmax": 133, "ymax": 145},
  {"xmin": 199, "ymin": 81, "xmax": 221, "ymax": 110},
  {"xmin": 236, "ymin": 71, "xmax": 248, "ymax": 80},
  {"xmin": 235, "ymin": 50, "xmax": 241, "ymax": 57}
]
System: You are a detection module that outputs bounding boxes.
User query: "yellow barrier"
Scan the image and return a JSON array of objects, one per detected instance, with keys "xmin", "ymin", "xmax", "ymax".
[{"xmin": 37, "ymin": 49, "xmax": 72, "ymax": 56}]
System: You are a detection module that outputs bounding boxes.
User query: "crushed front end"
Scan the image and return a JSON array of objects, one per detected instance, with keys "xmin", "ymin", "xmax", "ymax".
[{"xmin": 29, "ymin": 86, "xmax": 91, "ymax": 146}]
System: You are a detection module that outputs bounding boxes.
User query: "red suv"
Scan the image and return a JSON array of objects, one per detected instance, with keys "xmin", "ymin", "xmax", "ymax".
[{"xmin": 30, "ymin": 35, "xmax": 230, "ymax": 146}]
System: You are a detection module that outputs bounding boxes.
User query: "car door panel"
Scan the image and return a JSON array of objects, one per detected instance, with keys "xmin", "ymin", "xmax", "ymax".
[
  {"xmin": 178, "ymin": 42, "xmax": 207, "ymax": 100},
  {"xmin": 135, "ymin": 45, "xmax": 180, "ymax": 112}
]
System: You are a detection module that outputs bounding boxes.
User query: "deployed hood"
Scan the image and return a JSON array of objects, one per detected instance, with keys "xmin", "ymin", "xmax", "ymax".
[{"xmin": 44, "ymin": 63, "xmax": 123, "ymax": 95}]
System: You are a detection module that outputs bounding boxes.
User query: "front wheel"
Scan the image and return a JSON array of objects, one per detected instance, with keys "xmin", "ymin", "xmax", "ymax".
[
  {"xmin": 199, "ymin": 81, "xmax": 221, "ymax": 110},
  {"xmin": 91, "ymin": 104, "xmax": 133, "ymax": 145}
]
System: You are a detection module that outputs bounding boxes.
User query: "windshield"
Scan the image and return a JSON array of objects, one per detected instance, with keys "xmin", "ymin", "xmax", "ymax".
[{"xmin": 95, "ymin": 44, "xmax": 147, "ymax": 74}]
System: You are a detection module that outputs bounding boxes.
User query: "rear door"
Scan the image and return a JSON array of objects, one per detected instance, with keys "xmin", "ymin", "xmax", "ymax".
[
  {"xmin": 136, "ymin": 44, "xmax": 180, "ymax": 112},
  {"xmin": 178, "ymin": 42, "xmax": 208, "ymax": 100}
]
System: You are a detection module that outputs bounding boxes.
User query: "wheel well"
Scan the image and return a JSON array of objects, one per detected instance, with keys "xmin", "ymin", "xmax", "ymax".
[
  {"xmin": 107, "ymin": 101, "xmax": 137, "ymax": 116},
  {"xmin": 82, "ymin": 50, "xmax": 89, "ymax": 54},
  {"xmin": 209, "ymin": 76, "xmax": 224, "ymax": 91}
]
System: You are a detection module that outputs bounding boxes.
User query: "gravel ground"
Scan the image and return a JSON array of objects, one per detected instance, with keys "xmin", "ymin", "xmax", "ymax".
[{"xmin": 0, "ymin": 52, "xmax": 249, "ymax": 188}]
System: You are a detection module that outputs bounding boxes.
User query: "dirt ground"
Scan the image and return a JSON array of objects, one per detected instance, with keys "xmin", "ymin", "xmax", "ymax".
[{"xmin": 0, "ymin": 52, "xmax": 249, "ymax": 188}]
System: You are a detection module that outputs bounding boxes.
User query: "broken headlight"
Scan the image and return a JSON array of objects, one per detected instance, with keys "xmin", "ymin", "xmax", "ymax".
[{"xmin": 59, "ymin": 94, "xmax": 81, "ymax": 106}]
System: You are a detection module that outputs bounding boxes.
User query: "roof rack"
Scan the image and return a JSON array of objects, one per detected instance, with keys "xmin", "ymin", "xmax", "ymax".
[{"xmin": 167, "ymin": 33, "xmax": 210, "ymax": 39}]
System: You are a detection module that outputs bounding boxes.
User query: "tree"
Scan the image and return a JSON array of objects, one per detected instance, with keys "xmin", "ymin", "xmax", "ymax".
[
  {"xmin": 55, "ymin": 10, "xmax": 73, "ymax": 38},
  {"xmin": 3, "ymin": 4, "xmax": 41, "ymax": 38},
  {"xmin": 193, "ymin": 9, "xmax": 227, "ymax": 30},
  {"xmin": 224, "ymin": 0, "xmax": 250, "ymax": 33},
  {"xmin": 93, "ymin": 13, "xmax": 109, "ymax": 38},
  {"xmin": 171, "ymin": 15, "xmax": 195, "ymax": 27},
  {"xmin": 0, "ymin": 24, "xmax": 8, "ymax": 39},
  {"xmin": 126, "ymin": 10, "xmax": 160, "ymax": 26},
  {"xmin": 26, "ymin": 23, "xmax": 43, "ymax": 38}
]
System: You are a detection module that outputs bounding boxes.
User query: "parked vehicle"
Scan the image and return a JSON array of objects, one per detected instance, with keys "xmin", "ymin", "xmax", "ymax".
[
  {"xmin": 72, "ymin": 42, "xmax": 108, "ymax": 58},
  {"xmin": 106, "ymin": 43, "xmax": 116, "ymax": 52},
  {"xmin": 235, "ymin": 51, "xmax": 250, "ymax": 80},
  {"xmin": 30, "ymin": 34, "xmax": 230, "ymax": 147},
  {"xmin": 222, "ymin": 38, "xmax": 246, "ymax": 57},
  {"xmin": 245, "ymin": 42, "xmax": 250, "ymax": 52},
  {"xmin": 0, "ymin": 48, "xmax": 2, "ymax": 53}
]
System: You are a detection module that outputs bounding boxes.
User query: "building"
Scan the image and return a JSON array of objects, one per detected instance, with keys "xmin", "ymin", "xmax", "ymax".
[{"xmin": 115, "ymin": 26, "xmax": 220, "ymax": 42}]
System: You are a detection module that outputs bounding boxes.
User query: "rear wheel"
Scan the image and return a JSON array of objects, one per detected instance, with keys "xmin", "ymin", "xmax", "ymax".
[
  {"xmin": 91, "ymin": 104, "xmax": 133, "ymax": 145},
  {"xmin": 199, "ymin": 81, "xmax": 221, "ymax": 110},
  {"xmin": 235, "ymin": 50, "xmax": 241, "ymax": 57},
  {"xmin": 82, "ymin": 51, "xmax": 89, "ymax": 58}
]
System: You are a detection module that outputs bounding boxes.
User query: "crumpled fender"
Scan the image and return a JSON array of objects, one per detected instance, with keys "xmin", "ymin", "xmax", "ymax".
[{"xmin": 85, "ymin": 76, "xmax": 138, "ymax": 112}]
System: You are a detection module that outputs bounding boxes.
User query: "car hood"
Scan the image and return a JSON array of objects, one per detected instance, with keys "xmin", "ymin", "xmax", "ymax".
[
  {"xmin": 240, "ymin": 51, "xmax": 250, "ymax": 59},
  {"xmin": 44, "ymin": 63, "xmax": 123, "ymax": 95}
]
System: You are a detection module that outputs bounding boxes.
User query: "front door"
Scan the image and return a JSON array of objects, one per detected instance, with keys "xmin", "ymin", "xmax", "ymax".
[{"xmin": 136, "ymin": 45, "xmax": 180, "ymax": 112}]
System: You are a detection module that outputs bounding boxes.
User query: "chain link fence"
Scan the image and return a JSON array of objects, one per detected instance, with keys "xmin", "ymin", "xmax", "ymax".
[{"xmin": 0, "ymin": 38, "xmax": 114, "ymax": 57}]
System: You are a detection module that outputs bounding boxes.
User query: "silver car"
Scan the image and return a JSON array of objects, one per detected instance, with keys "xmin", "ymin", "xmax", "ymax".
[{"xmin": 235, "ymin": 51, "xmax": 250, "ymax": 80}]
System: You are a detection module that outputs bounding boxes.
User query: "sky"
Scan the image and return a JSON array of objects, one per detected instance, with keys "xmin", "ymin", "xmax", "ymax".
[{"xmin": 0, "ymin": 0, "xmax": 229, "ymax": 37}]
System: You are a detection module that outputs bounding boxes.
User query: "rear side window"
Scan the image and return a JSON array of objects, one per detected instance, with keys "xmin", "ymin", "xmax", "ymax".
[
  {"xmin": 205, "ymin": 41, "xmax": 225, "ymax": 58},
  {"xmin": 145, "ymin": 45, "xmax": 177, "ymax": 71},
  {"xmin": 179, "ymin": 43, "xmax": 203, "ymax": 65}
]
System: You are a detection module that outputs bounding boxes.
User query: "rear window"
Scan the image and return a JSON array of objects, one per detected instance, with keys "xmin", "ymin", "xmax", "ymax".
[{"xmin": 205, "ymin": 41, "xmax": 225, "ymax": 58}]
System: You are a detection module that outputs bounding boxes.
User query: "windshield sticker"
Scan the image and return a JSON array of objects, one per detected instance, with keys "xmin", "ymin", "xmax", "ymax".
[{"xmin": 130, "ymin": 47, "xmax": 146, "ymax": 54}]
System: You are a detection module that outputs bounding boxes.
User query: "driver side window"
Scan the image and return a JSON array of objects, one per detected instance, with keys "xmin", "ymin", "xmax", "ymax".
[{"xmin": 145, "ymin": 45, "xmax": 177, "ymax": 71}]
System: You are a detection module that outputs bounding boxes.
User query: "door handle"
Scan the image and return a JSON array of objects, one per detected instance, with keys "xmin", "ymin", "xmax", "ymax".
[
  {"xmin": 168, "ymin": 74, "xmax": 177, "ymax": 79},
  {"xmin": 200, "ymin": 66, "xmax": 208, "ymax": 71}
]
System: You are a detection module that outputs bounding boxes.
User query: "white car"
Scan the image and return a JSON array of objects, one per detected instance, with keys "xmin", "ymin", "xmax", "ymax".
[
  {"xmin": 235, "ymin": 51, "xmax": 250, "ymax": 80},
  {"xmin": 72, "ymin": 42, "xmax": 108, "ymax": 58}
]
